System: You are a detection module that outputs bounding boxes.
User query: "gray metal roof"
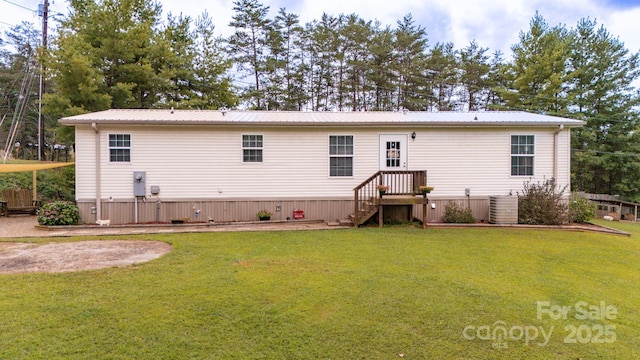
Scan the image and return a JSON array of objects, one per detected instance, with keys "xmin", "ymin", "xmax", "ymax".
[{"xmin": 59, "ymin": 109, "xmax": 585, "ymax": 127}]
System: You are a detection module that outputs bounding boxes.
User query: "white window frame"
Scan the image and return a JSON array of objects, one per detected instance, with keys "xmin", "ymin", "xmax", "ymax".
[
  {"xmin": 108, "ymin": 134, "xmax": 131, "ymax": 162},
  {"xmin": 511, "ymin": 134, "xmax": 535, "ymax": 176},
  {"xmin": 242, "ymin": 134, "xmax": 263, "ymax": 163},
  {"xmin": 329, "ymin": 135, "xmax": 354, "ymax": 177}
]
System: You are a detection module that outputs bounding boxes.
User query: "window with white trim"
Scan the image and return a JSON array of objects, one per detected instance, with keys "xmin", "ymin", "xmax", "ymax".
[
  {"xmin": 109, "ymin": 134, "xmax": 131, "ymax": 162},
  {"xmin": 242, "ymin": 134, "xmax": 263, "ymax": 162},
  {"xmin": 329, "ymin": 135, "xmax": 353, "ymax": 176},
  {"xmin": 511, "ymin": 135, "xmax": 534, "ymax": 176}
]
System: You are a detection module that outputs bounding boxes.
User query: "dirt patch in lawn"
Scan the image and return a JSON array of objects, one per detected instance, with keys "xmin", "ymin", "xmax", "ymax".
[{"xmin": 0, "ymin": 240, "xmax": 172, "ymax": 274}]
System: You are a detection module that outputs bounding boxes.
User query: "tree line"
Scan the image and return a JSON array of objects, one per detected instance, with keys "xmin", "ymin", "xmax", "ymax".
[{"xmin": 1, "ymin": 0, "xmax": 639, "ymax": 200}]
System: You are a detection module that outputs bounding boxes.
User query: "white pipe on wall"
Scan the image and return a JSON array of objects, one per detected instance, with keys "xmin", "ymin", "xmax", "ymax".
[
  {"xmin": 553, "ymin": 124, "xmax": 564, "ymax": 181},
  {"xmin": 91, "ymin": 123, "xmax": 102, "ymax": 222}
]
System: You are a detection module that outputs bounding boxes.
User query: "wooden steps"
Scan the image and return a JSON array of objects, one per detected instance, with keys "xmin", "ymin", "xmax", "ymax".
[{"xmin": 328, "ymin": 218, "xmax": 355, "ymax": 226}]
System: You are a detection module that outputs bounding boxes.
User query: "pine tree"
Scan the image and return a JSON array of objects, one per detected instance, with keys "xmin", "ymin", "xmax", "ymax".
[
  {"xmin": 485, "ymin": 50, "xmax": 507, "ymax": 109},
  {"xmin": 227, "ymin": 0, "xmax": 272, "ymax": 109},
  {"xmin": 394, "ymin": 14, "xmax": 428, "ymax": 111},
  {"xmin": 191, "ymin": 11, "xmax": 236, "ymax": 109},
  {"xmin": 568, "ymin": 18, "xmax": 640, "ymax": 199},
  {"xmin": 458, "ymin": 41, "xmax": 490, "ymax": 111},
  {"xmin": 340, "ymin": 14, "xmax": 373, "ymax": 111},
  {"xmin": 154, "ymin": 13, "xmax": 197, "ymax": 108},
  {"xmin": 46, "ymin": 0, "xmax": 164, "ymax": 111},
  {"xmin": 427, "ymin": 42, "xmax": 458, "ymax": 111},
  {"xmin": 305, "ymin": 14, "xmax": 340, "ymax": 111},
  {"xmin": 368, "ymin": 24, "xmax": 396, "ymax": 110},
  {"xmin": 499, "ymin": 13, "xmax": 572, "ymax": 115},
  {"xmin": 270, "ymin": 8, "xmax": 307, "ymax": 110}
]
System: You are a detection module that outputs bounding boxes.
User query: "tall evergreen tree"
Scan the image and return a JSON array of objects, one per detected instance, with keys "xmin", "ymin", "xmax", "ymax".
[
  {"xmin": 394, "ymin": 14, "xmax": 428, "ymax": 111},
  {"xmin": 458, "ymin": 40, "xmax": 490, "ymax": 111},
  {"xmin": 44, "ymin": 0, "xmax": 240, "ymax": 144},
  {"xmin": 227, "ymin": 0, "xmax": 272, "ymax": 109},
  {"xmin": 368, "ymin": 24, "xmax": 396, "ymax": 110},
  {"xmin": 340, "ymin": 14, "xmax": 373, "ymax": 111},
  {"xmin": 191, "ymin": 11, "xmax": 236, "ymax": 109},
  {"xmin": 426, "ymin": 42, "xmax": 458, "ymax": 111},
  {"xmin": 270, "ymin": 8, "xmax": 307, "ymax": 110},
  {"xmin": 154, "ymin": 13, "xmax": 197, "ymax": 108},
  {"xmin": 568, "ymin": 18, "xmax": 640, "ymax": 199},
  {"xmin": 498, "ymin": 13, "xmax": 573, "ymax": 114},
  {"xmin": 305, "ymin": 14, "xmax": 340, "ymax": 111},
  {"xmin": 46, "ymin": 0, "xmax": 164, "ymax": 113},
  {"xmin": 486, "ymin": 50, "xmax": 506, "ymax": 109}
]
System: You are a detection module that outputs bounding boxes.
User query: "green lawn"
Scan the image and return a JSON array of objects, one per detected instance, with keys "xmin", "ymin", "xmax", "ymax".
[{"xmin": 1, "ymin": 223, "xmax": 639, "ymax": 359}]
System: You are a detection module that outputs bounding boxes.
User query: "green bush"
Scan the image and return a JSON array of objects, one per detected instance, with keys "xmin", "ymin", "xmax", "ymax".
[
  {"xmin": 442, "ymin": 201, "xmax": 476, "ymax": 223},
  {"xmin": 0, "ymin": 171, "xmax": 32, "ymax": 192},
  {"xmin": 568, "ymin": 192, "xmax": 596, "ymax": 223},
  {"xmin": 38, "ymin": 166, "xmax": 75, "ymax": 202},
  {"xmin": 0, "ymin": 166, "xmax": 75, "ymax": 203},
  {"xmin": 37, "ymin": 201, "xmax": 80, "ymax": 226},
  {"xmin": 518, "ymin": 179, "xmax": 568, "ymax": 225}
]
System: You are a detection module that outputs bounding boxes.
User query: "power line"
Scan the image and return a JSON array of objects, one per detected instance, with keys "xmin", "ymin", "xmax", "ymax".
[
  {"xmin": 37, "ymin": 0, "xmax": 48, "ymax": 160},
  {"xmin": 0, "ymin": 0, "xmax": 36, "ymax": 13}
]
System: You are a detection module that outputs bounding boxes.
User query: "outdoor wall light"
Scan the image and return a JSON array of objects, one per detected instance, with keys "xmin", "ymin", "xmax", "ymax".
[{"xmin": 411, "ymin": 131, "xmax": 417, "ymax": 140}]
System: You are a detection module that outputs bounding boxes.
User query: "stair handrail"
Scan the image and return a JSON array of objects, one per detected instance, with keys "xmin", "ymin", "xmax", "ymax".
[{"xmin": 353, "ymin": 170, "xmax": 427, "ymax": 226}]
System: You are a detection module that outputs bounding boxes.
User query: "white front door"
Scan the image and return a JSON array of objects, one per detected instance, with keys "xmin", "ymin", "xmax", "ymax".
[{"xmin": 379, "ymin": 134, "xmax": 408, "ymax": 171}]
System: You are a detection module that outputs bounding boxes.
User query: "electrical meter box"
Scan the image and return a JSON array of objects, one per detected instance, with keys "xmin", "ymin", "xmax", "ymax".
[{"xmin": 133, "ymin": 171, "xmax": 146, "ymax": 197}]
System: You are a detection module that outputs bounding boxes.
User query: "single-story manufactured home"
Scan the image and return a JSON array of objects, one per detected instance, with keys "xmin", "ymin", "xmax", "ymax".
[{"xmin": 59, "ymin": 110, "xmax": 584, "ymax": 225}]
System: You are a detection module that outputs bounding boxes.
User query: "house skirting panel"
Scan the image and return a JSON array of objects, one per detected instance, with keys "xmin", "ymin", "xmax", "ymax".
[
  {"xmin": 413, "ymin": 197, "xmax": 491, "ymax": 224},
  {"xmin": 76, "ymin": 197, "xmax": 492, "ymax": 225},
  {"xmin": 77, "ymin": 199, "xmax": 354, "ymax": 225}
]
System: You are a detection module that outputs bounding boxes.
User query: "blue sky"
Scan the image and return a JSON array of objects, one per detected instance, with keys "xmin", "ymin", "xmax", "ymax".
[{"xmin": 2, "ymin": 0, "xmax": 640, "ymax": 57}]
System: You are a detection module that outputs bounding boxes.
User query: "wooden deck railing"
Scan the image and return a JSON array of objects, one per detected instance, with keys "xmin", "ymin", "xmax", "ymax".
[{"xmin": 352, "ymin": 170, "xmax": 427, "ymax": 226}]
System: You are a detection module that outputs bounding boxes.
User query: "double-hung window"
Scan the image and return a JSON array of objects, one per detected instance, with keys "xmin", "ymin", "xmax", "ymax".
[
  {"xmin": 329, "ymin": 135, "xmax": 353, "ymax": 177},
  {"xmin": 242, "ymin": 135, "xmax": 263, "ymax": 162},
  {"xmin": 109, "ymin": 134, "xmax": 131, "ymax": 162},
  {"xmin": 511, "ymin": 135, "xmax": 534, "ymax": 176}
]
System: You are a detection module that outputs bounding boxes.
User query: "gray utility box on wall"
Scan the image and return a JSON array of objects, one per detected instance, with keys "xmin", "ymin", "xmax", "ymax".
[
  {"xmin": 489, "ymin": 195, "xmax": 518, "ymax": 224},
  {"xmin": 133, "ymin": 171, "xmax": 146, "ymax": 197}
]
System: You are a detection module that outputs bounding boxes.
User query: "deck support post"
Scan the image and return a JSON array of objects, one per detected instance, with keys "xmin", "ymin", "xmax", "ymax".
[
  {"xmin": 422, "ymin": 194, "xmax": 427, "ymax": 229},
  {"xmin": 353, "ymin": 191, "xmax": 359, "ymax": 227}
]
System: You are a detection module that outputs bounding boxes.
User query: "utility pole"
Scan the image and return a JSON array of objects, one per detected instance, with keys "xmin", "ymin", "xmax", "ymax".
[{"xmin": 38, "ymin": 0, "xmax": 48, "ymax": 161}]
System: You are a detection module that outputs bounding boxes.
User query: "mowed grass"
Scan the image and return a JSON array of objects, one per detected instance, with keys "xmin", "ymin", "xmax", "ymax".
[{"xmin": 1, "ymin": 223, "xmax": 639, "ymax": 359}]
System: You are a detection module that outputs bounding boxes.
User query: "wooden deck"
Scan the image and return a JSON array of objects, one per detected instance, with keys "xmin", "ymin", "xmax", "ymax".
[
  {"xmin": 377, "ymin": 195, "xmax": 429, "ymax": 228},
  {"xmin": 378, "ymin": 195, "xmax": 429, "ymax": 205},
  {"xmin": 352, "ymin": 170, "xmax": 430, "ymax": 227}
]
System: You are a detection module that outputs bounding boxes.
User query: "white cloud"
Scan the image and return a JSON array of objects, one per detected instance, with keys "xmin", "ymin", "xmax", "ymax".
[
  {"xmin": 604, "ymin": 8, "xmax": 640, "ymax": 52},
  {"xmin": 1, "ymin": 0, "xmax": 638, "ymax": 57}
]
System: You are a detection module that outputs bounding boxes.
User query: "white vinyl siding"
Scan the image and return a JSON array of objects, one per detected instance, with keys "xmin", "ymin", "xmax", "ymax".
[
  {"xmin": 74, "ymin": 125, "xmax": 571, "ymax": 201},
  {"xmin": 74, "ymin": 127, "xmax": 97, "ymax": 200},
  {"xmin": 406, "ymin": 128, "xmax": 559, "ymax": 197},
  {"xmin": 329, "ymin": 135, "xmax": 353, "ymax": 177}
]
